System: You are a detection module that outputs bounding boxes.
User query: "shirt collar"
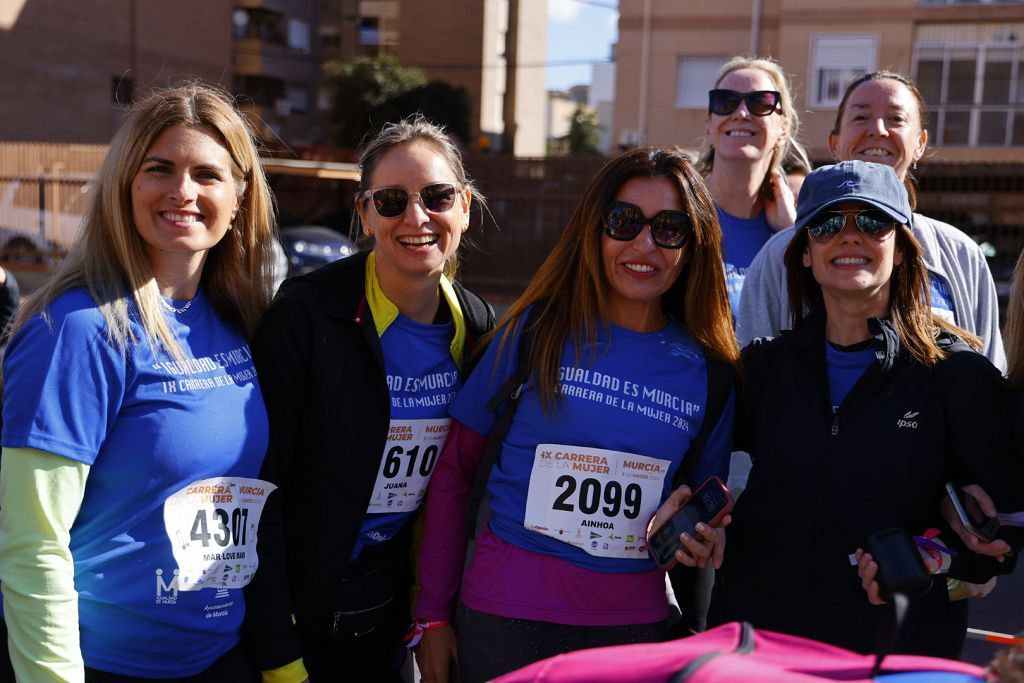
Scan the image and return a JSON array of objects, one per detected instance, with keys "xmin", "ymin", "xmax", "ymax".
[{"xmin": 364, "ymin": 251, "xmax": 467, "ymax": 369}]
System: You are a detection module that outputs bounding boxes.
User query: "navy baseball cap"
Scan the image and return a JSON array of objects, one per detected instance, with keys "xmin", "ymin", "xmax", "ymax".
[{"xmin": 793, "ymin": 161, "xmax": 913, "ymax": 232}]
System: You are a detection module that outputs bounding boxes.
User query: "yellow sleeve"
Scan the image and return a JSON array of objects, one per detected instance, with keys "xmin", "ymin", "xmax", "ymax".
[
  {"xmin": 0, "ymin": 446, "xmax": 89, "ymax": 683},
  {"xmin": 262, "ymin": 657, "xmax": 309, "ymax": 683}
]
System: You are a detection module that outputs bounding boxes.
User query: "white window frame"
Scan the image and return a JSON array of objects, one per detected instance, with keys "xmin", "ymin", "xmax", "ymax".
[
  {"xmin": 808, "ymin": 34, "xmax": 879, "ymax": 108},
  {"xmin": 675, "ymin": 56, "xmax": 729, "ymax": 110},
  {"xmin": 913, "ymin": 40, "xmax": 1024, "ymax": 146},
  {"xmin": 287, "ymin": 19, "xmax": 311, "ymax": 54}
]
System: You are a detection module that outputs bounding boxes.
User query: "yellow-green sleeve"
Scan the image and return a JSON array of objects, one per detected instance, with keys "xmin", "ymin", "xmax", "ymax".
[
  {"xmin": 0, "ymin": 446, "xmax": 89, "ymax": 683},
  {"xmin": 262, "ymin": 657, "xmax": 309, "ymax": 683}
]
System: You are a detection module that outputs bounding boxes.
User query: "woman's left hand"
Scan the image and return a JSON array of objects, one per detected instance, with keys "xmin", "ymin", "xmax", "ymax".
[
  {"xmin": 649, "ymin": 484, "xmax": 731, "ymax": 571},
  {"xmin": 855, "ymin": 547, "xmax": 939, "ymax": 605},
  {"xmin": 763, "ymin": 169, "xmax": 797, "ymax": 231}
]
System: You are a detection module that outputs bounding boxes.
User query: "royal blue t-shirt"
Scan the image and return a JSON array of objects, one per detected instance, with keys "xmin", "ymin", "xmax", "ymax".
[
  {"xmin": 2, "ymin": 288, "xmax": 269, "ymax": 678},
  {"xmin": 450, "ymin": 315, "xmax": 734, "ymax": 573},
  {"xmin": 717, "ymin": 206, "xmax": 774, "ymax": 318},
  {"xmin": 825, "ymin": 342, "xmax": 876, "ymax": 413},
  {"xmin": 929, "ymin": 273, "xmax": 956, "ymax": 324},
  {"xmin": 353, "ymin": 313, "xmax": 461, "ymax": 558}
]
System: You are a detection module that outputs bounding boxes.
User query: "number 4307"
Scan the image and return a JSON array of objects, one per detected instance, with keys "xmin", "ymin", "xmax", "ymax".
[{"xmin": 190, "ymin": 508, "xmax": 248, "ymax": 548}]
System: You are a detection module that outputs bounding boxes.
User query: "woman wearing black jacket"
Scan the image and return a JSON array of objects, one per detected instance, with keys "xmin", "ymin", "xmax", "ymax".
[
  {"xmin": 243, "ymin": 116, "xmax": 494, "ymax": 682},
  {"xmin": 710, "ymin": 160, "xmax": 1021, "ymax": 658}
]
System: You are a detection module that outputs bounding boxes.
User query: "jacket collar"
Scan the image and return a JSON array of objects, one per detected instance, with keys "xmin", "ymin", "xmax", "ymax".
[
  {"xmin": 364, "ymin": 251, "xmax": 468, "ymax": 369},
  {"xmin": 788, "ymin": 312, "xmax": 900, "ymax": 372}
]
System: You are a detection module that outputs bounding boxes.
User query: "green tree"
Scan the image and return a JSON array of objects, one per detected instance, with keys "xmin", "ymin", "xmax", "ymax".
[
  {"xmin": 323, "ymin": 55, "xmax": 426, "ymax": 148},
  {"xmin": 323, "ymin": 55, "xmax": 472, "ymax": 148},
  {"xmin": 378, "ymin": 81, "xmax": 472, "ymax": 144},
  {"xmin": 565, "ymin": 106, "xmax": 601, "ymax": 155}
]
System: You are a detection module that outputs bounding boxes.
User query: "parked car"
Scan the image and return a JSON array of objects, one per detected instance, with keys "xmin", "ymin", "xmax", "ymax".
[{"xmin": 278, "ymin": 225, "xmax": 358, "ymax": 280}]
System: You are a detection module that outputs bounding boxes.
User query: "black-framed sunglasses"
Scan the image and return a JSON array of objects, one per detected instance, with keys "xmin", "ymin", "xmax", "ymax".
[
  {"xmin": 805, "ymin": 208, "xmax": 899, "ymax": 243},
  {"xmin": 601, "ymin": 201, "xmax": 693, "ymax": 249},
  {"xmin": 360, "ymin": 182, "xmax": 460, "ymax": 218},
  {"xmin": 708, "ymin": 89, "xmax": 782, "ymax": 117}
]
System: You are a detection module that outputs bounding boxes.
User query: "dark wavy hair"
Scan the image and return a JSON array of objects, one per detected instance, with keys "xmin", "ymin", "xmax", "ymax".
[{"xmin": 493, "ymin": 147, "xmax": 740, "ymax": 410}]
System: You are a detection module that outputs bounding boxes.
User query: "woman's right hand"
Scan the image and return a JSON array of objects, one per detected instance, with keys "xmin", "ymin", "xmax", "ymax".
[
  {"xmin": 763, "ymin": 168, "xmax": 797, "ymax": 231},
  {"xmin": 415, "ymin": 624, "xmax": 458, "ymax": 683},
  {"xmin": 941, "ymin": 484, "xmax": 1011, "ymax": 560}
]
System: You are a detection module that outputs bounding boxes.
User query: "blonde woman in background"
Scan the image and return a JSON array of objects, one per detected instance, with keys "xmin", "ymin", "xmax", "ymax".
[{"xmin": 696, "ymin": 55, "xmax": 810, "ymax": 315}]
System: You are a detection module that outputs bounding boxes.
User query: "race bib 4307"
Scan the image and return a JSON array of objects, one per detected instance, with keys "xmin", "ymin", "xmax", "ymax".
[
  {"xmin": 163, "ymin": 477, "xmax": 275, "ymax": 591},
  {"xmin": 523, "ymin": 444, "xmax": 670, "ymax": 559}
]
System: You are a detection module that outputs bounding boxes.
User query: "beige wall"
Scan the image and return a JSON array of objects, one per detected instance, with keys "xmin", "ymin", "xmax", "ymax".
[
  {"xmin": 514, "ymin": 0, "xmax": 549, "ymax": 156},
  {"xmin": 398, "ymin": 0, "xmax": 547, "ymax": 156},
  {"xmin": 398, "ymin": 0, "xmax": 486, "ymax": 140},
  {"xmin": 614, "ymin": 0, "xmax": 1024, "ymax": 163},
  {"xmin": 0, "ymin": 0, "xmax": 233, "ymax": 143}
]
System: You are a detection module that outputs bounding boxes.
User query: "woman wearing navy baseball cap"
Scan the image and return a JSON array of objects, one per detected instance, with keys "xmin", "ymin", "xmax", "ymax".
[{"xmin": 710, "ymin": 160, "xmax": 1022, "ymax": 658}]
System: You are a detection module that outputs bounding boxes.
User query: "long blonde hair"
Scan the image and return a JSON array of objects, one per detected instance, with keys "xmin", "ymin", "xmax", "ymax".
[
  {"xmin": 10, "ymin": 82, "xmax": 276, "ymax": 360},
  {"xmin": 352, "ymin": 114, "xmax": 484, "ymax": 281},
  {"xmin": 696, "ymin": 56, "xmax": 808, "ymax": 185},
  {"xmin": 495, "ymin": 147, "xmax": 740, "ymax": 410}
]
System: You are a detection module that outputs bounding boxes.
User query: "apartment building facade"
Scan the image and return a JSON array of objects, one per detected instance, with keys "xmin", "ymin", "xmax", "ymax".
[
  {"xmin": 615, "ymin": 0, "xmax": 1024, "ymax": 160},
  {"xmin": 232, "ymin": 0, "xmax": 322, "ymax": 145},
  {"xmin": 0, "ymin": 0, "xmax": 234, "ymax": 143},
  {"xmin": 318, "ymin": 0, "xmax": 549, "ymax": 156},
  {"xmin": 614, "ymin": 0, "xmax": 1024, "ymax": 264}
]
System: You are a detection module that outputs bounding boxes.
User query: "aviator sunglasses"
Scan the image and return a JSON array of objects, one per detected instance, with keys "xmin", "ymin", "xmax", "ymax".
[
  {"xmin": 708, "ymin": 89, "xmax": 782, "ymax": 117},
  {"xmin": 601, "ymin": 201, "xmax": 693, "ymax": 249},
  {"xmin": 805, "ymin": 208, "xmax": 899, "ymax": 244},
  {"xmin": 360, "ymin": 182, "xmax": 460, "ymax": 218}
]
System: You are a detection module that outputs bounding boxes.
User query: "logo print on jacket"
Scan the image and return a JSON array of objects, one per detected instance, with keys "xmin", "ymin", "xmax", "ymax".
[{"xmin": 897, "ymin": 411, "xmax": 919, "ymax": 429}]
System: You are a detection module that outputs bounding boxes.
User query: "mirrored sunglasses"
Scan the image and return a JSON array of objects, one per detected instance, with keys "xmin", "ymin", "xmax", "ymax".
[
  {"xmin": 362, "ymin": 182, "xmax": 460, "ymax": 218},
  {"xmin": 601, "ymin": 201, "xmax": 693, "ymax": 249},
  {"xmin": 805, "ymin": 208, "xmax": 899, "ymax": 243},
  {"xmin": 708, "ymin": 89, "xmax": 782, "ymax": 117}
]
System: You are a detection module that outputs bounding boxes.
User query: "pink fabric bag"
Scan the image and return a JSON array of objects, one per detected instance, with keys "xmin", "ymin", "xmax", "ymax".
[{"xmin": 493, "ymin": 622, "xmax": 985, "ymax": 683}]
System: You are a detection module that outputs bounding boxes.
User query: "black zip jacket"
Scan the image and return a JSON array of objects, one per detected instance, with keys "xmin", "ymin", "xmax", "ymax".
[
  {"xmin": 243, "ymin": 251, "xmax": 494, "ymax": 672},
  {"xmin": 710, "ymin": 314, "xmax": 1020, "ymax": 658}
]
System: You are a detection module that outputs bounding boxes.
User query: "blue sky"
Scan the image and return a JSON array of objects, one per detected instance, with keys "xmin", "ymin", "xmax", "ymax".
[{"xmin": 545, "ymin": 0, "xmax": 619, "ymax": 91}]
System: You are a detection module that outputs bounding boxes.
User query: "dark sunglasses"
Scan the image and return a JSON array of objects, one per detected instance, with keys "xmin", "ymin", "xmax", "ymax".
[
  {"xmin": 805, "ymin": 209, "xmax": 899, "ymax": 243},
  {"xmin": 361, "ymin": 182, "xmax": 460, "ymax": 218},
  {"xmin": 708, "ymin": 89, "xmax": 782, "ymax": 117},
  {"xmin": 601, "ymin": 201, "xmax": 693, "ymax": 249}
]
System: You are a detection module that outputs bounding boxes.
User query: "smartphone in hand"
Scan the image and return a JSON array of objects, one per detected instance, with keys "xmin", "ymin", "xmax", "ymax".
[
  {"xmin": 648, "ymin": 476, "xmax": 733, "ymax": 569},
  {"xmin": 945, "ymin": 482, "xmax": 1000, "ymax": 543}
]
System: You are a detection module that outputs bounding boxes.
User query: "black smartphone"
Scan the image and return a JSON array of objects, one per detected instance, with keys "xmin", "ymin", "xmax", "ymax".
[
  {"xmin": 945, "ymin": 482, "xmax": 1001, "ymax": 543},
  {"xmin": 648, "ymin": 476, "xmax": 733, "ymax": 569}
]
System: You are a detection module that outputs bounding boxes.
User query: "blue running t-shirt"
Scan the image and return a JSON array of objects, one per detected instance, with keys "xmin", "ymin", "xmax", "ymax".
[
  {"xmin": 2, "ymin": 288, "xmax": 269, "ymax": 678},
  {"xmin": 354, "ymin": 313, "xmax": 461, "ymax": 559},
  {"xmin": 450, "ymin": 314, "xmax": 734, "ymax": 574}
]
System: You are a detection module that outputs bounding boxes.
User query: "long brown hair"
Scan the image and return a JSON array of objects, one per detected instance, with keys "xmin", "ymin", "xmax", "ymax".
[
  {"xmin": 784, "ymin": 224, "xmax": 979, "ymax": 366},
  {"xmin": 1004, "ymin": 247, "xmax": 1024, "ymax": 386},
  {"xmin": 10, "ymin": 82, "xmax": 276, "ymax": 361},
  {"xmin": 495, "ymin": 147, "xmax": 739, "ymax": 410}
]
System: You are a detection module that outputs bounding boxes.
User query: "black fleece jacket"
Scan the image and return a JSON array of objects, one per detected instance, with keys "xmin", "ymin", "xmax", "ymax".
[
  {"xmin": 242, "ymin": 251, "xmax": 494, "ymax": 671},
  {"xmin": 711, "ymin": 314, "xmax": 1021, "ymax": 658}
]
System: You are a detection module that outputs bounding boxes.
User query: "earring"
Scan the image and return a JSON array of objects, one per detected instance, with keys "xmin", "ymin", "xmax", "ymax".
[{"xmin": 912, "ymin": 160, "xmax": 918, "ymax": 171}]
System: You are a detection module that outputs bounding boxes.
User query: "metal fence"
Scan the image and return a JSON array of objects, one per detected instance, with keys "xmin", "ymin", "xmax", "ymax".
[
  {"xmin": 0, "ymin": 142, "xmax": 104, "ymax": 261},
  {"xmin": 458, "ymin": 153, "xmax": 608, "ymax": 299}
]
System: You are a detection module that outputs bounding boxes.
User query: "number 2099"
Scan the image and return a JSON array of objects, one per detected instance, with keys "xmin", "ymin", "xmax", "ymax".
[{"xmin": 552, "ymin": 475, "xmax": 642, "ymax": 519}]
